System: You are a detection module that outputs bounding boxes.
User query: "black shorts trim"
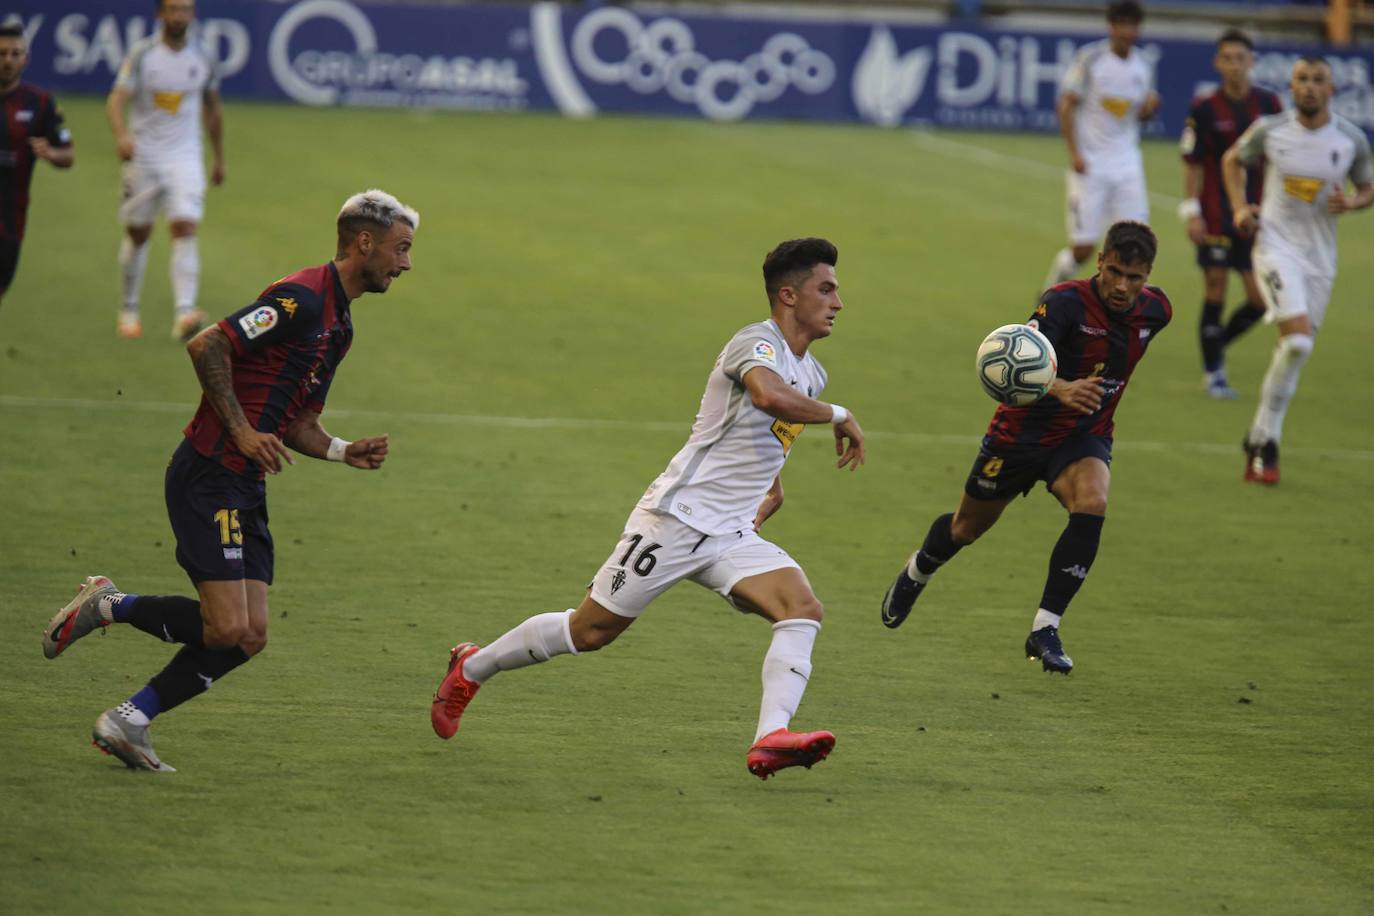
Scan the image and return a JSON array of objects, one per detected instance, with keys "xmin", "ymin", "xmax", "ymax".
[{"xmin": 964, "ymin": 434, "xmax": 1114, "ymax": 501}]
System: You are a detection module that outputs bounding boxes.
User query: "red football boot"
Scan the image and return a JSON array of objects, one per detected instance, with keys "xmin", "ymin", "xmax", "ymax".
[
  {"xmin": 431, "ymin": 643, "xmax": 481, "ymax": 739},
  {"xmin": 1243, "ymin": 440, "xmax": 1280, "ymax": 485},
  {"xmin": 746, "ymin": 728, "xmax": 836, "ymax": 780}
]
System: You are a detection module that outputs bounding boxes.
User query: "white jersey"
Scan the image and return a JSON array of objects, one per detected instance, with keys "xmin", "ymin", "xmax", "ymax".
[
  {"xmin": 114, "ymin": 34, "xmax": 218, "ymax": 168},
  {"xmin": 1060, "ymin": 41, "xmax": 1154, "ymax": 176},
  {"xmin": 1234, "ymin": 110, "xmax": 1373, "ymax": 277},
  {"xmin": 638, "ymin": 320, "xmax": 827, "ymax": 536}
]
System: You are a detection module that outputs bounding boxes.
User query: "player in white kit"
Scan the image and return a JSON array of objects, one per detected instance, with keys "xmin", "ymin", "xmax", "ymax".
[
  {"xmin": 1043, "ymin": 1, "xmax": 1160, "ymax": 291},
  {"xmin": 430, "ymin": 239, "xmax": 866, "ymax": 780},
  {"xmin": 1223, "ymin": 55, "xmax": 1372, "ymax": 484},
  {"xmin": 106, "ymin": 0, "xmax": 224, "ymax": 341}
]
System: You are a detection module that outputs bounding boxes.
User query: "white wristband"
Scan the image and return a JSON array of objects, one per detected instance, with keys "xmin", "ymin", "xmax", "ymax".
[
  {"xmin": 829, "ymin": 404, "xmax": 849, "ymax": 425},
  {"xmin": 326, "ymin": 436, "xmax": 350, "ymax": 462},
  {"xmin": 1176, "ymin": 198, "xmax": 1202, "ymax": 222}
]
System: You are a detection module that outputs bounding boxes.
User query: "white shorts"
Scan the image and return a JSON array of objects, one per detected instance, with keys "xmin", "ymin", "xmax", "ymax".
[
  {"xmin": 1065, "ymin": 168, "xmax": 1149, "ymax": 246},
  {"xmin": 1253, "ymin": 249, "xmax": 1334, "ymax": 330},
  {"xmin": 119, "ymin": 159, "xmax": 206, "ymax": 226},
  {"xmin": 588, "ymin": 507, "xmax": 800, "ymax": 618}
]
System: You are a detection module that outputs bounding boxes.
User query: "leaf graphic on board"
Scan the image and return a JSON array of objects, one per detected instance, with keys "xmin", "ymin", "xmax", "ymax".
[{"xmin": 852, "ymin": 27, "xmax": 932, "ymax": 127}]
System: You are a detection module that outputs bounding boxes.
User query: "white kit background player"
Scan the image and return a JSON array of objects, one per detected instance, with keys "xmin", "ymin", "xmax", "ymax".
[
  {"xmin": 430, "ymin": 238, "xmax": 866, "ymax": 780},
  {"xmin": 107, "ymin": 0, "xmax": 224, "ymax": 341},
  {"xmin": 1223, "ymin": 55, "xmax": 1372, "ymax": 484},
  {"xmin": 1044, "ymin": 0, "xmax": 1160, "ymax": 291}
]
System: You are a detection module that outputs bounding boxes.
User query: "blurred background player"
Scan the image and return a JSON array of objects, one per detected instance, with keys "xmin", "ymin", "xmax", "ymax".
[
  {"xmin": 1178, "ymin": 30, "xmax": 1282, "ymax": 399},
  {"xmin": 106, "ymin": 0, "xmax": 224, "ymax": 340},
  {"xmin": 884, "ymin": 222, "xmax": 1171, "ymax": 675},
  {"xmin": 1224, "ymin": 55, "xmax": 1372, "ymax": 485},
  {"xmin": 0, "ymin": 22, "xmax": 74, "ymax": 305},
  {"xmin": 431, "ymin": 238, "xmax": 866, "ymax": 780},
  {"xmin": 40, "ymin": 190, "xmax": 412, "ymax": 771},
  {"xmin": 1043, "ymin": 1, "xmax": 1160, "ymax": 291}
]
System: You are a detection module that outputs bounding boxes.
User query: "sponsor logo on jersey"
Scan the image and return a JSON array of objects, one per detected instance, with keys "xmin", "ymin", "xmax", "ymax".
[
  {"xmin": 239, "ymin": 306, "xmax": 278, "ymax": 340},
  {"xmin": 15, "ymin": 110, "xmax": 32, "ymax": 122},
  {"xmin": 152, "ymin": 91, "xmax": 186, "ymax": 114},
  {"xmin": 223, "ymin": 547, "xmax": 243, "ymax": 560},
  {"xmin": 1078, "ymin": 324, "xmax": 1108, "ymax": 337},
  {"xmin": 277, "ymin": 296, "xmax": 299, "ymax": 318},
  {"xmin": 1140, "ymin": 329, "xmax": 1152, "ymax": 340},
  {"xmin": 1100, "ymin": 96, "xmax": 1132, "ymax": 118},
  {"xmin": 753, "ymin": 340, "xmax": 778, "ymax": 365},
  {"xmin": 770, "ymin": 418, "xmax": 805, "ymax": 453},
  {"xmin": 1282, "ymin": 175, "xmax": 1323, "ymax": 203}
]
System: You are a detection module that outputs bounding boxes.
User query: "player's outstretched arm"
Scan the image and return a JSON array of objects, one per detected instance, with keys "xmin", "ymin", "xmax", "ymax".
[
  {"xmin": 1057, "ymin": 92, "xmax": 1085, "ymax": 173},
  {"xmin": 1220, "ymin": 146, "xmax": 1256, "ymax": 234},
  {"xmin": 186, "ymin": 326, "xmax": 294, "ymax": 473},
  {"xmin": 742, "ymin": 367, "xmax": 865, "ymax": 471},
  {"xmin": 282, "ymin": 409, "xmax": 389, "ymax": 470},
  {"xmin": 30, "ymin": 138, "xmax": 73, "ymax": 169},
  {"xmin": 203, "ymin": 89, "xmax": 224, "ymax": 186}
]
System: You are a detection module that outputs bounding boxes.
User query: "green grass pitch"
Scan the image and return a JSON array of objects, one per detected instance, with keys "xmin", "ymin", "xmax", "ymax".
[{"xmin": 2, "ymin": 98, "xmax": 1372, "ymax": 913}]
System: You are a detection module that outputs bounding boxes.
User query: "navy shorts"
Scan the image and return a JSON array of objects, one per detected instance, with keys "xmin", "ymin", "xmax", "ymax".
[
  {"xmin": 1195, "ymin": 233, "xmax": 1254, "ymax": 272},
  {"xmin": 165, "ymin": 439, "xmax": 274, "ymax": 584},
  {"xmin": 965, "ymin": 434, "xmax": 1113, "ymax": 501}
]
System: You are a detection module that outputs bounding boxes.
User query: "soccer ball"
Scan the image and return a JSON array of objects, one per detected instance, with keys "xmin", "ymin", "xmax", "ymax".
[{"xmin": 975, "ymin": 324, "xmax": 1058, "ymax": 406}]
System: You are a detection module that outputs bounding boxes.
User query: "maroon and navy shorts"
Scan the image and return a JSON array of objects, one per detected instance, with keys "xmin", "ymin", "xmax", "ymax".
[
  {"xmin": 165, "ymin": 439, "xmax": 274, "ymax": 584},
  {"xmin": 965, "ymin": 434, "xmax": 1114, "ymax": 501}
]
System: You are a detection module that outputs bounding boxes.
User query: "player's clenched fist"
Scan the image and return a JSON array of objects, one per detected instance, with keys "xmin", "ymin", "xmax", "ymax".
[{"xmin": 345, "ymin": 435, "xmax": 389, "ymax": 470}]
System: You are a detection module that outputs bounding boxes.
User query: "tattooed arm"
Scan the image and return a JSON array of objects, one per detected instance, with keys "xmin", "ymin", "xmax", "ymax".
[{"xmin": 186, "ymin": 326, "xmax": 294, "ymax": 474}]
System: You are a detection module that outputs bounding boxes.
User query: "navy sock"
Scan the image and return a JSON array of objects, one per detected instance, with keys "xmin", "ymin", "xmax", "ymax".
[
  {"xmin": 1222, "ymin": 302, "xmax": 1264, "ymax": 345},
  {"xmin": 128, "ymin": 684, "xmax": 164, "ymax": 720},
  {"xmin": 914, "ymin": 513, "xmax": 963, "ymax": 576},
  {"xmin": 1200, "ymin": 300, "xmax": 1225, "ymax": 372},
  {"xmin": 1039, "ymin": 513, "xmax": 1105, "ymax": 616},
  {"xmin": 146, "ymin": 645, "xmax": 251, "ymax": 716},
  {"xmin": 118, "ymin": 595, "xmax": 205, "ymax": 647}
]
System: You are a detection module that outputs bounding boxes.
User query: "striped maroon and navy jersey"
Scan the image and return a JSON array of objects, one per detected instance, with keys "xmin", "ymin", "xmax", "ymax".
[
  {"xmin": 1181, "ymin": 88, "xmax": 1283, "ymax": 236},
  {"xmin": 184, "ymin": 263, "xmax": 354, "ymax": 478},
  {"xmin": 0, "ymin": 82, "xmax": 72, "ymax": 240},
  {"xmin": 986, "ymin": 278, "xmax": 1172, "ymax": 449}
]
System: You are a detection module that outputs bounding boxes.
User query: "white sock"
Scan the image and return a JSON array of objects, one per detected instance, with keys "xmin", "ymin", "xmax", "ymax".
[
  {"xmin": 1032, "ymin": 608, "xmax": 1063, "ymax": 632},
  {"xmin": 119, "ymin": 237, "xmax": 149, "ymax": 312},
  {"xmin": 1248, "ymin": 334, "xmax": 1314, "ymax": 446},
  {"xmin": 905, "ymin": 551, "xmax": 932, "ymax": 585},
  {"xmin": 1044, "ymin": 247, "xmax": 1081, "ymax": 289},
  {"xmin": 754, "ymin": 618, "xmax": 821, "ymax": 743},
  {"xmin": 464, "ymin": 609, "xmax": 578, "ymax": 684},
  {"xmin": 116, "ymin": 700, "xmax": 150, "ymax": 727},
  {"xmin": 170, "ymin": 236, "xmax": 200, "ymax": 313}
]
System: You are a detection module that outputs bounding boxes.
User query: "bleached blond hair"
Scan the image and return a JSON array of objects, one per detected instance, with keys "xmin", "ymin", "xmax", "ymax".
[{"xmin": 337, "ymin": 189, "xmax": 419, "ymax": 232}]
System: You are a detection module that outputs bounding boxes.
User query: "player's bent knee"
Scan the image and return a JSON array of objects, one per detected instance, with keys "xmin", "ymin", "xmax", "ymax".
[
  {"xmin": 573, "ymin": 626, "xmax": 620, "ymax": 652},
  {"xmin": 787, "ymin": 594, "xmax": 824, "ymax": 623},
  {"xmin": 1279, "ymin": 333, "xmax": 1314, "ymax": 364},
  {"xmin": 240, "ymin": 631, "xmax": 267, "ymax": 656},
  {"xmin": 1071, "ymin": 244, "xmax": 1094, "ymax": 263},
  {"xmin": 203, "ymin": 621, "xmax": 248, "ymax": 649}
]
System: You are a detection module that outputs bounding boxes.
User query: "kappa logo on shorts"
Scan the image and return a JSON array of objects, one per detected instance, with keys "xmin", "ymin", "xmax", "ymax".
[
  {"xmin": 239, "ymin": 306, "xmax": 278, "ymax": 340},
  {"xmin": 753, "ymin": 340, "xmax": 778, "ymax": 365}
]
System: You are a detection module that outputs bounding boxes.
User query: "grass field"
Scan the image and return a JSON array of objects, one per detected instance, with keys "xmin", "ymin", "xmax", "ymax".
[{"xmin": 2, "ymin": 97, "xmax": 1372, "ymax": 914}]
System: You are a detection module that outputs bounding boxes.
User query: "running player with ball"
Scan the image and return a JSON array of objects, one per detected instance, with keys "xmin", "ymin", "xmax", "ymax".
[{"xmin": 881, "ymin": 221, "xmax": 1171, "ymax": 673}]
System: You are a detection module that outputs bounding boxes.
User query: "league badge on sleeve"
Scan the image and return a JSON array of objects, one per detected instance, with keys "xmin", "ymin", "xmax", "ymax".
[
  {"xmin": 753, "ymin": 340, "xmax": 778, "ymax": 366},
  {"xmin": 239, "ymin": 306, "xmax": 278, "ymax": 340}
]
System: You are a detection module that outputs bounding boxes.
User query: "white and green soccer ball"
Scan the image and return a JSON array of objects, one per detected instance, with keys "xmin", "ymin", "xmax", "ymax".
[{"xmin": 975, "ymin": 323, "xmax": 1058, "ymax": 406}]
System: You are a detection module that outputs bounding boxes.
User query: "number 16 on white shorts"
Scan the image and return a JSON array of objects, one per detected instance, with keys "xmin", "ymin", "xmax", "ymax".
[{"xmin": 588, "ymin": 507, "xmax": 800, "ymax": 618}]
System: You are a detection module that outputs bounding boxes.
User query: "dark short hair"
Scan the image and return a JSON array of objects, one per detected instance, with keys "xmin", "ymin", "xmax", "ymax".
[
  {"xmin": 1103, "ymin": 221, "xmax": 1157, "ymax": 266},
  {"xmin": 762, "ymin": 238, "xmax": 838, "ymax": 302},
  {"xmin": 1107, "ymin": 1, "xmax": 1144, "ymax": 23},
  {"xmin": 1216, "ymin": 29, "xmax": 1253, "ymax": 51},
  {"xmin": 0, "ymin": 23, "xmax": 23, "ymax": 40},
  {"xmin": 1297, "ymin": 53, "xmax": 1330, "ymax": 69}
]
